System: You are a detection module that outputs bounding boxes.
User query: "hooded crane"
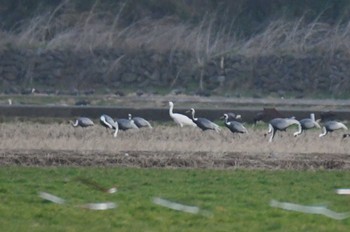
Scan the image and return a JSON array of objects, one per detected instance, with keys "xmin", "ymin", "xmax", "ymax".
[
  {"xmin": 294, "ymin": 113, "xmax": 321, "ymax": 136},
  {"xmin": 221, "ymin": 114, "xmax": 247, "ymax": 135},
  {"xmin": 168, "ymin": 101, "xmax": 196, "ymax": 127},
  {"xmin": 100, "ymin": 114, "xmax": 119, "ymax": 137},
  {"xmin": 131, "ymin": 115, "xmax": 153, "ymax": 128},
  {"xmin": 116, "ymin": 114, "xmax": 139, "ymax": 131},
  {"xmin": 71, "ymin": 117, "xmax": 94, "ymax": 127},
  {"xmin": 319, "ymin": 121, "xmax": 348, "ymax": 137},
  {"xmin": 187, "ymin": 108, "xmax": 221, "ymax": 132},
  {"xmin": 267, "ymin": 118, "xmax": 302, "ymax": 142}
]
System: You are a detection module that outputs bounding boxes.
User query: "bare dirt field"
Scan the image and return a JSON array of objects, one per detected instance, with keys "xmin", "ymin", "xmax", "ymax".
[{"xmin": 0, "ymin": 121, "xmax": 350, "ymax": 169}]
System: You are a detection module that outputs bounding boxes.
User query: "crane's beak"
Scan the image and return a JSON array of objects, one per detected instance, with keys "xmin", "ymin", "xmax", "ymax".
[
  {"xmin": 185, "ymin": 110, "xmax": 191, "ymax": 113},
  {"xmin": 219, "ymin": 115, "xmax": 225, "ymax": 119}
]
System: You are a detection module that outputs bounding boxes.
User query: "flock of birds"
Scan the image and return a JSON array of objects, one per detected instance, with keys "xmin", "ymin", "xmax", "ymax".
[{"xmin": 71, "ymin": 101, "xmax": 349, "ymax": 142}]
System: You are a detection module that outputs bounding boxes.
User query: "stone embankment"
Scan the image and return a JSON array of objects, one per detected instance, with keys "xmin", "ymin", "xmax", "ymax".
[{"xmin": 1, "ymin": 48, "xmax": 349, "ymax": 97}]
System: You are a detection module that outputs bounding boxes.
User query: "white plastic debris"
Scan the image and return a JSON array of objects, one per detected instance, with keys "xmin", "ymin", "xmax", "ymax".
[
  {"xmin": 270, "ymin": 199, "xmax": 350, "ymax": 220},
  {"xmin": 153, "ymin": 197, "xmax": 200, "ymax": 214},
  {"xmin": 80, "ymin": 202, "xmax": 117, "ymax": 210},
  {"xmin": 39, "ymin": 192, "xmax": 65, "ymax": 204},
  {"xmin": 107, "ymin": 187, "xmax": 117, "ymax": 194},
  {"xmin": 336, "ymin": 189, "xmax": 350, "ymax": 195}
]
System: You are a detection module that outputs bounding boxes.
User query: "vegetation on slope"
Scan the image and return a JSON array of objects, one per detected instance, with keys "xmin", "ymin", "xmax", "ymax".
[
  {"xmin": 1, "ymin": 0, "xmax": 350, "ymax": 56},
  {"xmin": 2, "ymin": 1, "xmax": 350, "ymax": 98}
]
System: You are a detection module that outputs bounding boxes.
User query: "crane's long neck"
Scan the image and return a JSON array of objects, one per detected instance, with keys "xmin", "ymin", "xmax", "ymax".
[
  {"xmin": 113, "ymin": 127, "xmax": 119, "ymax": 138},
  {"xmin": 314, "ymin": 122, "xmax": 321, "ymax": 128},
  {"xmin": 72, "ymin": 120, "xmax": 79, "ymax": 127},
  {"xmin": 293, "ymin": 121, "xmax": 302, "ymax": 136},
  {"xmin": 296, "ymin": 121, "xmax": 302, "ymax": 134},
  {"xmin": 340, "ymin": 123, "xmax": 348, "ymax": 130},
  {"xmin": 146, "ymin": 121, "xmax": 153, "ymax": 128},
  {"xmin": 310, "ymin": 113, "xmax": 315, "ymax": 122},
  {"xmin": 191, "ymin": 110, "xmax": 198, "ymax": 121},
  {"xmin": 319, "ymin": 126, "xmax": 327, "ymax": 137},
  {"xmin": 101, "ymin": 116, "xmax": 112, "ymax": 129},
  {"xmin": 169, "ymin": 104, "xmax": 174, "ymax": 117},
  {"xmin": 309, "ymin": 113, "xmax": 321, "ymax": 128},
  {"xmin": 285, "ymin": 119, "xmax": 302, "ymax": 136}
]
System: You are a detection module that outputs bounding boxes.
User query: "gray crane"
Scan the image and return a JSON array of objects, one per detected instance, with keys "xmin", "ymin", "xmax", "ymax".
[
  {"xmin": 131, "ymin": 115, "xmax": 153, "ymax": 128},
  {"xmin": 71, "ymin": 117, "xmax": 94, "ymax": 127},
  {"xmin": 100, "ymin": 114, "xmax": 119, "ymax": 137},
  {"xmin": 319, "ymin": 121, "xmax": 348, "ymax": 137},
  {"xmin": 267, "ymin": 118, "xmax": 302, "ymax": 142},
  {"xmin": 221, "ymin": 114, "xmax": 247, "ymax": 135},
  {"xmin": 294, "ymin": 113, "xmax": 321, "ymax": 136},
  {"xmin": 187, "ymin": 108, "xmax": 221, "ymax": 132},
  {"xmin": 116, "ymin": 114, "xmax": 139, "ymax": 131}
]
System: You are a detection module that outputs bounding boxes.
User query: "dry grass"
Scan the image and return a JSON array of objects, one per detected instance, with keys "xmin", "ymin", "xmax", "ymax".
[
  {"xmin": 2, "ymin": 2, "xmax": 350, "ymax": 58},
  {"xmin": 1, "ymin": 121, "xmax": 349, "ymax": 155}
]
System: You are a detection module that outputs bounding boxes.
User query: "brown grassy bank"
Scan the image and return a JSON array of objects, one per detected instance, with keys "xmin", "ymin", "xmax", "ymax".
[
  {"xmin": 0, "ymin": 121, "xmax": 349, "ymax": 154},
  {"xmin": 0, "ymin": 122, "xmax": 349, "ymax": 169}
]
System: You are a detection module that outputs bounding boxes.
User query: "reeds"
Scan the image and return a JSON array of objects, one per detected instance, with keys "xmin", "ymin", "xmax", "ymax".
[{"xmin": 2, "ymin": 2, "xmax": 350, "ymax": 58}]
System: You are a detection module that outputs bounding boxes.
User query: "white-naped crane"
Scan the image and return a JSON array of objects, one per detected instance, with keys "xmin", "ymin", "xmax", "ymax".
[
  {"xmin": 187, "ymin": 108, "xmax": 221, "ymax": 132},
  {"xmin": 100, "ymin": 114, "xmax": 119, "ymax": 137},
  {"xmin": 319, "ymin": 120, "xmax": 348, "ymax": 137},
  {"xmin": 131, "ymin": 115, "xmax": 153, "ymax": 128},
  {"xmin": 71, "ymin": 117, "xmax": 94, "ymax": 128},
  {"xmin": 116, "ymin": 114, "xmax": 139, "ymax": 131},
  {"xmin": 294, "ymin": 113, "xmax": 321, "ymax": 136},
  {"xmin": 221, "ymin": 113, "xmax": 247, "ymax": 135},
  {"xmin": 168, "ymin": 101, "xmax": 197, "ymax": 127},
  {"xmin": 266, "ymin": 118, "xmax": 302, "ymax": 142}
]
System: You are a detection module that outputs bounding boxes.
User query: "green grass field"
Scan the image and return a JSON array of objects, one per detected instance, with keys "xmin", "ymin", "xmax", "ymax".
[{"xmin": 0, "ymin": 167, "xmax": 349, "ymax": 231}]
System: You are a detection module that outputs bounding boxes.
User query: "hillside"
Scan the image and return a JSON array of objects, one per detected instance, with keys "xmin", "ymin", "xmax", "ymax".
[{"xmin": 1, "ymin": 0, "xmax": 350, "ymax": 98}]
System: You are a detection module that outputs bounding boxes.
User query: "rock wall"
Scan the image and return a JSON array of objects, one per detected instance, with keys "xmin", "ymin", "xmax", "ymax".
[{"xmin": 1, "ymin": 48, "xmax": 350, "ymax": 97}]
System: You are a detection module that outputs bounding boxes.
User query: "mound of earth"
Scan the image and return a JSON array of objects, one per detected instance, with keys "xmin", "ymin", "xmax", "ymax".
[{"xmin": 0, "ymin": 149, "xmax": 349, "ymax": 170}]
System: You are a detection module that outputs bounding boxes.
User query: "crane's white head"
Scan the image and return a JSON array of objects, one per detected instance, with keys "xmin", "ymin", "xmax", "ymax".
[
  {"xmin": 221, "ymin": 114, "xmax": 230, "ymax": 125},
  {"xmin": 185, "ymin": 108, "xmax": 197, "ymax": 120},
  {"xmin": 128, "ymin": 114, "xmax": 132, "ymax": 120},
  {"xmin": 221, "ymin": 114, "xmax": 229, "ymax": 120},
  {"xmin": 169, "ymin": 101, "xmax": 174, "ymax": 107}
]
